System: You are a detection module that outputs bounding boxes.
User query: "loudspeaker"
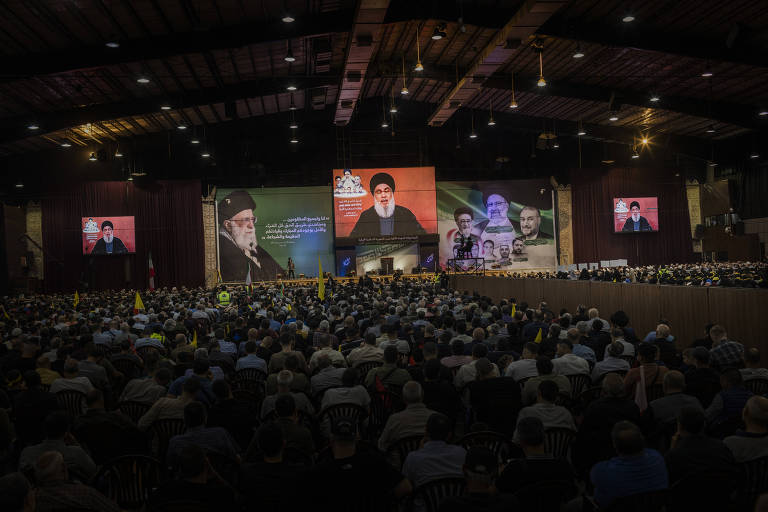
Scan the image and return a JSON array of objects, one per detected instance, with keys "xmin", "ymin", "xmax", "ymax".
[{"xmin": 694, "ymin": 224, "xmax": 705, "ymax": 240}]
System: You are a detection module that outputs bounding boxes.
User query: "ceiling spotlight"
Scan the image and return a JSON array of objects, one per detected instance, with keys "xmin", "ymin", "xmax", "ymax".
[
  {"xmin": 609, "ymin": 115, "xmax": 619, "ymax": 121},
  {"xmin": 160, "ymin": 104, "xmax": 171, "ymax": 110},
  {"xmin": 105, "ymin": 41, "xmax": 120, "ymax": 48},
  {"xmin": 284, "ymin": 47, "xmax": 295, "ymax": 63},
  {"xmin": 27, "ymin": 124, "xmax": 39, "ymax": 130},
  {"xmin": 289, "ymin": 121, "xmax": 298, "ymax": 129},
  {"xmin": 708, "ymin": 161, "xmax": 718, "ymax": 167},
  {"xmin": 432, "ymin": 23, "xmax": 447, "ymax": 40},
  {"xmin": 622, "ymin": 14, "xmax": 635, "ymax": 22},
  {"xmin": 115, "ymin": 150, "xmax": 123, "ymax": 158},
  {"xmin": 537, "ymin": 77, "xmax": 547, "ymax": 87},
  {"xmin": 487, "ymin": 117, "xmax": 496, "ymax": 126},
  {"xmin": 509, "ymin": 100, "xmax": 518, "ymax": 109},
  {"xmin": 286, "ymin": 84, "xmax": 297, "ymax": 91},
  {"xmin": 381, "ymin": 119, "xmax": 389, "ymax": 128},
  {"xmin": 706, "ymin": 124, "xmax": 716, "ymax": 133},
  {"xmin": 469, "ymin": 131, "xmax": 478, "ymax": 139},
  {"xmin": 88, "ymin": 152, "xmax": 97, "ymax": 161},
  {"xmin": 389, "ymin": 105, "xmax": 398, "ymax": 113},
  {"xmin": 553, "ymin": 141, "xmax": 560, "ymax": 148},
  {"xmin": 289, "ymin": 101, "xmax": 297, "ymax": 111},
  {"xmin": 414, "ymin": 61, "xmax": 423, "ymax": 72},
  {"xmin": 650, "ymin": 95, "xmax": 660, "ymax": 102},
  {"xmin": 281, "ymin": 13, "xmax": 295, "ymax": 23},
  {"xmin": 641, "ymin": 136, "xmax": 649, "ymax": 145},
  {"xmin": 127, "ymin": 175, "xmax": 133, "ymax": 181},
  {"xmin": 289, "ymin": 136, "xmax": 299, "ymax": 144},
  {"xmin": 577, "ymin": 122, "xmax": 586, "ymax": 136},
  {"xmin": 190, "ymin": 137, "xmax": 200, "ymax": 144},
  {"xmin": 136, "ymin": 77, "xmax": 150, "ymax": 84},
  {"xmin": 759, "ymin": 110, "xmax": 768, "ymax": 116},
  {"xmin": 631, "ymin": 151, "xmax": 640, "ymax": 159},
  {"xmin": 572, "ymin": 45, "xmax": 585, "ymax": 59},
  {"xmin": 177, "ymin": 124, "xmax": 187, "ymax": 130},
  {"xmin": 401, "ymin": 87, "xmax": 409, "ymax": 95},
  {"xmin": 750, "ymin": 152, "xmax": 760, "ymax": 159},
  {"xmin": 701, "ymin": 70, "xmax": 713, "ymax": 78},
  {"xmin": 201, "ymin": 151, "xmax": 210, "ymax": 158},
  {"xmin": 61, "ymin": 142, "xmax": 71, "ymax": 148},
  {"xmin": 15, "ymin": 182, "xmax": 24, "ymax": 188}
]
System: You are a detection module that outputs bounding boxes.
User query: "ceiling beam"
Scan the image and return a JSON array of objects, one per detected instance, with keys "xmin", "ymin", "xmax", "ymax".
[
  {"xmin": 537, "ymin": 20, "xmax": 768, "ymax": 69},
  {"xmin": 427, "ymin": 0, "xmax": 568, "ymax": 127},
  {"xmin": 0, "ymin": 9, "xmax": 355, "ymax": 81},
  {"xmin": 0, "ymin": 76, "xmax": 339, "ymax": 144},
  {"xmin": 333, "ymin": 0, "xmax": 391, "ymax": 126},
  {"xmin": 482, "ymin": 74, "xmax": 767, "ymax": 131}
]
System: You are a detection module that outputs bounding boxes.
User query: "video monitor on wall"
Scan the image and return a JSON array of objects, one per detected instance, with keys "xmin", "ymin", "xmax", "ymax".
[
  {"xmin": 613, "ymin": 197, "xmax": 659, "ymax": 233},
  {"xmin": 216, "ymin": 187, "xmax": 334, "ymax": 282},
  {"xmin": 437, "ymin": 180, "xmax": 557, "ymax": 271},
  {"xmin": 333, "ymin": 167, "xmax": 438, "ymax": 245},
  {"xmin": 82, "ymin": 216, "xmax": 135, "ymax": 255}
]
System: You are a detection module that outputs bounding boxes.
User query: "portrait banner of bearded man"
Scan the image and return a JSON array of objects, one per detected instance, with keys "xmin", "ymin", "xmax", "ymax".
[
  {"xmin": 349, "ymin": 172, "xmax": 426, "ymax": 238},
  {"xmin": 218, "ymin": 190, "xmax": 285, "ymax": 282}
]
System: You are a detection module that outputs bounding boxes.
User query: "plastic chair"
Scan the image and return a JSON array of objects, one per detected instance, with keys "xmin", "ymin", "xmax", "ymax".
[
  {"xmin": 56, "ymin": 389, "xmax": 86, "ymax": 417},
  {"xmin": 93, "ymin": 455, "xmax": 164, "ymax": 510},
  {"xmin": 603, "ymin": 489, "xmax": 668, "ymax": 512},
  {"xmin": 385, "ymin": 435, "xmax": 423, "ymax": 470},
  {"xmin": 543, "ymin": 427, "xmax": 576, "ymax": 460},
  {"xmin": 513, "ymin": 480, "xmax": 576, "ymax": 512},
  {"xmin": 317, "ymin": 403, "xmax": 368, "ymax": 435},
  {"xmin": 456, "ymin": 431, "xmax": 522, "ymax": 461},
  {"xmin": 149, "ymin": 418, "xmax": 186, "ymax": 462},
  {"xmin": 738, "ymin": 456, "xmax": 768, "ymax": 510},
  {"xmin": 136, "ymin": 346, "xmax": 162, "ymax": 361},
  {"xmin": 355, "ymin": 361, "xmax": 383, "ymax": 384},
  {"xmin": 744, "ymin": 378, "xmax": 768, "ymax": 396},
  {"xmin": 111, "ymin": 358, "xmax": 142, "ymax": 381},
  {"xmin": 566, "ymin": 373, "xmax": 592, "ymax": 399},
  {"xmin": 409, "ymin": 477, "xmax": 466, "ymax": 512},
  {"xmin": 117, "ymin": 401, "xmax": 151, "ymax": 424}
]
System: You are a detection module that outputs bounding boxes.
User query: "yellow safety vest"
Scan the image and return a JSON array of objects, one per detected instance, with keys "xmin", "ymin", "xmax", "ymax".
[{"xmin": 218, "ymin": 291, "xmax": 231, "ymax": 306}]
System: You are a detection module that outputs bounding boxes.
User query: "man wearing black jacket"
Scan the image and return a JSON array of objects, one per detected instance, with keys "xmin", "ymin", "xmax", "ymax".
[{"xmin": 349, "ymin": 172, "xmax": 425, "ymax": 238}]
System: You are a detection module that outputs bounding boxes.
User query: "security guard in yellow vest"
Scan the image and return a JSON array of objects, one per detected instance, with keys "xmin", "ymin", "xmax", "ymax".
[{"xmin": 217, "ymin": 289, "xmax": 231, "ymax": 306}]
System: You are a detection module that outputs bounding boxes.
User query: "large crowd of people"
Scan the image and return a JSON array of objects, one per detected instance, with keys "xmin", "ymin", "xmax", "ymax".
[
  {"xmin": 496, "ymin": 261, "xmax": 768, "ymax": 288},
  {"xmin": 0, "ymin": 279, "xmax": 766, "ymax": 511}
]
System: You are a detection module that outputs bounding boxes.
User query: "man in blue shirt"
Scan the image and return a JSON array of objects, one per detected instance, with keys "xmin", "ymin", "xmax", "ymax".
[
  {"xmin": 402, "ymin": 413, "xmax": 466, "ymax": 488},
  {"xmin": 591, "ymin": 421, "xmax": 668, "ymax": 507},
  {"xmin": 236, "ymin": 341, "xmax": 267, "ymax": 372}
]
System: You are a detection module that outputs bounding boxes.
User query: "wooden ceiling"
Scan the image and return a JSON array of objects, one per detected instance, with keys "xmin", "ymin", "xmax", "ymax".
[{"xmin": 0, "ymin": 0, "xmax": 765, "ymax": 156}]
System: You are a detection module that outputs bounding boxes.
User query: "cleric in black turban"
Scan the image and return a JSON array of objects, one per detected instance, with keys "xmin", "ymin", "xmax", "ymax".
[{"xmin": 349, "ymin": 172, "xmax": 426, "ymax": 238}]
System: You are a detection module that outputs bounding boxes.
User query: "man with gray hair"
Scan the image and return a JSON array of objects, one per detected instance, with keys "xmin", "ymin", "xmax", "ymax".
[
  {"xmin": 591, "ymin": 342, "xmax": 631, "ymax": 383},
  {"xmin": 378, "ymin": 381, "xmax": 436, "ymax": 451},
  {"xmin": 261, "ymin": 370, "xmax": 315, "ymax": 419},
  {"xmin": 310, "ymin": 354, "xmax": 346, "ymax": 395},
  {"xmin": 33, "ymin": 451, "xmax": 119, "ymax": 511},
  {"xmin": 605, "ymin": 328, "xmax": 635, "ymax": 358}
]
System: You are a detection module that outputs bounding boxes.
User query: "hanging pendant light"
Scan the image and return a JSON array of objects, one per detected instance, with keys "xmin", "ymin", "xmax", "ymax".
[
  {"xmin": 536, "ymin": 44, "xmax": 546, "ymax": 87},
  {"xmin": 469, "ymin": 110, "xmax": 478, "ymax": 139},
  {"xmin": 509, "ymin": 74, "xmax": 518, "ymax": 109},
  {"xmin": 400, "ymin": 55, "xmax": 409, "ymax": 95},
  {"xmin": 487, "ymin": 98, "xmax": 496, "ymax": 126},
  {"xmin": 414, "ymin": 26, "xmax": 424, "ymax": 72}
]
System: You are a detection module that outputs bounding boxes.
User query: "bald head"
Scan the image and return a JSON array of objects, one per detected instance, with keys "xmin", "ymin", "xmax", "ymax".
[
  {"xmin": 663, "ymin": 370, "xmax": 685, "ymax": 394},
  {"xmin": 744, "ymin": 396, "xmax": 768, "ymax": 432},
  {"xmin": 402, "ymin": 381, "xmax": 423, "ymax": 405},
  {"xmin": 601, "ymin": 372, "xmax": 625, "ymax": 398}
]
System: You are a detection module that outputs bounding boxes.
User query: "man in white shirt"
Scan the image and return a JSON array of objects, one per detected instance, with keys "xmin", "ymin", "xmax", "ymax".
[
  {"xmin": 309, "ymin": 336, "xmax": 347, "ymax": 371},
  {"xmin": 505, "ymin": 343, "xmax": 540, "ymax": 381},
  {"xmin": 346, "ymin": 333, "xmax": 384, "ymax": 367},
  {"xmin": 605, "ymin": 328, "xmax": 636, "ymax": 358},
  {"xmin": 553, "ymin": 340, "xmax": 590, "ymax": 376},
  {"xmin": 592, "ymin": 342, "xmax": 631, "ymax": 382},
  {"xmin": 454, "ymin": 345, "xmax": 499, "ymax": 389},
  {"xmin": 50, "ymin": 360, "xmax": 94, "ymax": 395}
]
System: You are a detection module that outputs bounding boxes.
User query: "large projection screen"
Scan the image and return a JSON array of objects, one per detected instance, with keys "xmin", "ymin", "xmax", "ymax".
[
  {"xmin": 216, "ymin": 187, "xmax": 334, "ymax": 282},
  {"xmin": 437, "ymin": 180, "xmax": 557, "ymax": 271}
]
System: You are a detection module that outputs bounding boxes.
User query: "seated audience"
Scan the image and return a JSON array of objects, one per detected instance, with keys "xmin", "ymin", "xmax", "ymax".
[
  {"xmin": 521, "ymin": 357, "xmax": 571, "ymax": 406},
  {"xmin": 552, "ymin": 339, "xmax": 590, "ymax": 376},
  {"xmin": 740, "ymin": 347, "xmax": 768, "ymax": 380},
  {"xmin": 166, "ymin": 402, "xmax": 240, "ymax": 469},
  {"xmin": 705, "ymin": 369, "xmax": 753, "ymax": 431},
  {"xmin": 402, "ymin": 413, "xmax": 465, "ymax": 487},
  {"xmin": 649, "ymin": 370, "xmax": 703, "ymax": 425},
  {"xmin": 514, "ymin": 380, "xmax": 575, "ymax": 442},
  {"xmin": 438, "ymin": 447, "xmax": 520, "ymax": 512},
  {"xmin": 624, "ymin": 343, "xmax": 668, "ymax": 398},
  {"xmin": 378, "ymin": 381, "xmax": 436, "ymax": 451},
  {"xmin": 684, "ymin": 347, "xmax": 721, "ymax": 408},
  {"xmin": 33, "ymin": 451, "xmax": 119, "ymax": 512},
  {"xmin": 724, "ymin": 396, "xmax": 768, "ymax": 462},
  {"xmin": 592, "ymin": 342, "xmax": 630, "ymax": 382},
  {"xmin": 504, "ymin": 342, "xmax": 539, "ymax": 381}
]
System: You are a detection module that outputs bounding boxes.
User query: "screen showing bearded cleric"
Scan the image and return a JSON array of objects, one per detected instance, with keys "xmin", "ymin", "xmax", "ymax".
[
  {"xmin": 216, "ymin": 187, "xmax": 334, "ymax": 282},
  {"xmin": 437, "ymin": 180, "xmax": 556, "ymax": 270},
  {"xmin": 81, "ymin": 216, "xmax": 135, "ymax": 255},
  {"xmin": 333, "ymin": 167, "xmax": 438, "ymax": 245}
]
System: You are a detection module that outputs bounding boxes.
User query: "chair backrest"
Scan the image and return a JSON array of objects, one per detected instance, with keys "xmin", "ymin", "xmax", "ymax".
[
  {"xmin": 150, "ymin": 418, "xmax": 186, "ymax": 460},
  {"xmin": 94, "ymin": 455, "xmax": 164, "ymax": 510},
  {"xmin": 517, "ymin": 377, "xmax": 531, "ymax": 391},
  {"xmin": 318, "ymin": 403, "xmax": 368, "ymax": 430},
  {"xmin": 118, "ymin": 401, "xmax": 151, "ymax": 424},
  {"xmin": 410, "ymin": 477, "xmax": 466, "ymax": 512},
  {"xmin": 111, "ymin": 358, "xmax": 142, "ymax": 380},
  {"xmin": 136, "ymin": 346, "xmax": 161, "ymax": 361},
  {"xmin": 738, "ymin": 456, "xmax": 768, "ymax": 508},
  {"xmin": 55, "ymin": 389, "xmax": 87, "ymax": 417},
  {"xmin": 604, "ymin": 489, "xmax": 668, "ymax": 512},
  {"xmin": 513, "ymin": 480, "xmax": 575, "ymax": 512},
  {"xmin": 543, "ymin": 428, "xmax": 576, "ymax": 460},
  {"xmin": 368, "ymin": 388, "xmax": 404, "ymax": 439},
  {"xmin": 355, "ymin": 361, "xmax": 383, "ymax": 383},
  {"xmin": 456, "ymin": 431, "xmax": 522, "ymax": 461},
  {"xmin": 744, "ymin": 378, "xmax": 768, "ymax": 396},
  {"xmin": 233, "ymin": 368, "xmax": 267, "ymax": 392},
  {"xmin": 566, "ymin": 374, "xmax": 592, "ymax": 399},
  {"xmin": 385, "ymin": 435, "xmax": 423, "ymax": 470}
]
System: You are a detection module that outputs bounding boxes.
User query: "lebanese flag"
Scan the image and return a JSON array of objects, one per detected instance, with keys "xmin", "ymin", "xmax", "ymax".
[{"xmin": 148, "ymin": 251, "xmax": 156, "ymax": 291}]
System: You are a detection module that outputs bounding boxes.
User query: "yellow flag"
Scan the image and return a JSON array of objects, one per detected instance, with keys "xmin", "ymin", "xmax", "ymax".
[
  {"xmin": 534, "ymin": 327, "xmax": 543, "ymax": 343},
  {"xmin": 318, "ymin": 257, "xmax": 325, "ymax": 301},
  {"xmin": 133, "ymin": 291, "xmax": 144, "ymax": 314},
  {"xmin": 191, "ymin": 329, "xmax": 198, "ymax": 348},
  {"xmin": 511, "ymin": 303, "xmax": 516, "ymax": 315},
  {"xmin": 74, "ymin": 291, "xmax": 79, "ymax": 308}
]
